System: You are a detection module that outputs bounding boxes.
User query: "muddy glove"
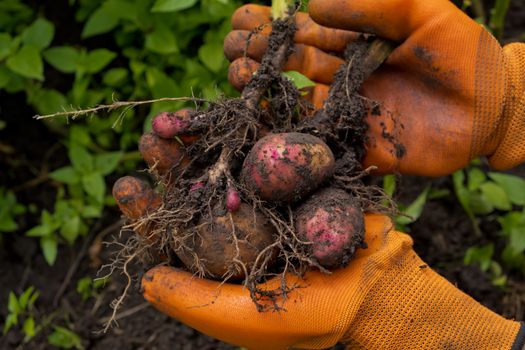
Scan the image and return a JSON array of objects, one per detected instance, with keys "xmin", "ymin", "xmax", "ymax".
[
  {"xmin": 112, "ymin": 176, "xmax": 524, "ymax": 349},
  {"xmin": 225, "ymin": 1, "xmax": 525, "ymax": 176}
]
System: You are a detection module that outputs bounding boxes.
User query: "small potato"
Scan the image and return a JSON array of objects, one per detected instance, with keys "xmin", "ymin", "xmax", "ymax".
[
  {"xmin": 176, "ymin": 203, "xmax": 277, "ymax": 280},
  {"xmin": 241, "ymin": 132, "xmax": 335, "ymax": 203},
  {"xmin": 112, "ymin": 176, "xmax": 161, "ymax": 238},
  {"xmin": 112, "ymin": 176, "xmax": 161, "ymax": 220},
  {"xmin": 294, "ymin": 188, "xmax": 364, "ymax": 269},
  {"xmin": 152, "ymin": 109, "xmax": 194, "ymax": 141},
  {"xmin": 139, "ymin": 132, "xmax": 190, "ymax": 177}
]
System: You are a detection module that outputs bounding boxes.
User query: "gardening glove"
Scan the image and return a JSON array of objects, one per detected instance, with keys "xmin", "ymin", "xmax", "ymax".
[
  {"xmin": 111, "ymin": 132, "xmax": 524, "ymax": 349},
  {"xmin": 112, "ymin": 178, "xmax": 525, "ymax": 350},
  {"xmin": 224, "ymin": 2, "xmax": 525, "ymax": 176}
]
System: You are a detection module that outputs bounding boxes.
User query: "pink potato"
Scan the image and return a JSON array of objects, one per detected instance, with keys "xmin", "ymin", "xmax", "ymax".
[
  {"xmin": 241, "ymin": 132, "xmax": 335, "ymax": 203},
  {"xmin": 294, "ymin": 188, "xmax": 365, "ymax": 269},
  {"xmin": 152, "ymin": 109, "xmax": 192, "ymax": 139}
]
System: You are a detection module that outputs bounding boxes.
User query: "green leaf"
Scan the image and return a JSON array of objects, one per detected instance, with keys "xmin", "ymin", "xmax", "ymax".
[
  {"xmin": 488, "ymin": 172, "xmax": 525, "ymax": 205},
  {"xmin": 146, "ymin": 67, "xmax": 178, "ymax": 98},
  {"xmin": 82, "ymin": 8, "xmax": 119, "ymax": 38},
  {"xmin": 60, "ymin": 216, "xmax": 80, "ymax": 244},
  {"xmin": 396, "ymin": 187, "xmax": 430, "ymax": 226},
  {"xmin": 502, "ymin": 244, "xmax": 525, "ymax": 269},
  {"xmin": 3, "ymin": 314, "xmax": 17, "ymax": 335},
  {"xmin": 50, "ymin": 166, "xmax": 80, "ymax": 184},
  {"xmin": 467, "ymin": 167, "xmax": 486, "ymax": 191},
  {"xmin": 18, "ymin": 286, "xmax": 35, "ymax": 310},
  {"xmin": 103, "ymin": 0, "xmax": 139, "ymax": 20},
  {"xmin": 464, "ymin": 244, "xmax": 494, "ymax": 271},
  {"xmin": 198, "ymin": 42, "xmax": 223, "ymax": 72},
  {"xmin": 428, "ymin": 188, "xmax": 450, "ymax": 200},
  {"xmin": 0, "ymin": 33, "xmax": 12, "ymax": 60},
  {"xmin": 82, "ymin": 205, "xmax": 102, "ymax": 218},
  {"xmin": 151, "ymin": 0, "xmax": 197, "ymax": 12},
  {"xmin": 382, "ymin": 175, "xmax": 396, "ymax": 197},
  {"xmin": 43, "ymin": 47, "xmax": 79, "ymax": 73},
  {"xmin": 0, "ymin": 214, "xmax": 17, "ymax": 232},
  {"xmin": 145, "ymin": 24, "xmax": 178, "ymax": 54},
  {"xmin": 22, "ymin": 18, "xmax": 54, "ymax": 50},
  {"xmin": 82, "ymin": 172, "xmax": 105, "ymax": 203},
  {"xmin": 453, "ymin": 170, "xmax": 473, "ymax": 216},
  {"xmin": 283, "ymin": 71, "xmax": 316, "ymax": 89},
  {"xmin": 22, "ymin": 316, "xmax": 36, "ymax": 340},
  {"xmin": 94, "ymin": 152, "xmax": 122, "ymax": 175},
  {"xmin": 468, "ymin": 191, "xmax": 494, "ymax": 215},
  {"xmin": 28, "ymin": 289, "xmax": 39, "ymax": 308},
  {"xmin": 85, "ymin": 49, "xmax": 116, "ymax": 74},
  {"xmin": 48, "ymin": 326, "xmax": 83, "ymax": 350},
  {"xmin": 41, "ymin": 235, "xmax": 58, "ymax": 265},
  {"xmin": 30, "ymin": 89, "xmax": 67, "ymax": 115},
  {"xmin": 479, "ymin": 182, "xmax": 511, "ymax": 211},
  {"xmin": 102, "ymin": 68, "xmax": 127, "ymax": 86},
  {"xmin": 70, "ymin": 125, "xmax": 92, "ymax": 146},
  {"xmin": 26, "ymin": 225, "xmax": 48, "ymax": 237},
  {"xmin": 498, "ymin": 211, "xmax": 525, "ymax": 236},
  {"xmin": 6, "ymin": 45, "xmax": 44, "ymax": 80},
  {"xmin": 76, "ymin": 277, "xmax": 92, "ymax": 301},
  {"xmin": 7, "ymin": 292, "xmax": 20, "ymax": 314},
  {"xmin": 69, "ymin": 145, "xmax": 93, "ymax": 173},
  {"xmin": 510, "ymin": 228, "xmax": 525, "ymax": 254},
  {"xmin": 0, "ymin": 65, "xmax": 11, "ymax": 89}
]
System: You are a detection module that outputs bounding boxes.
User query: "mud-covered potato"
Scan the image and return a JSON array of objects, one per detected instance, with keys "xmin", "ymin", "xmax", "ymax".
[
  {"xmin": 176, "ymin": 203, "xmax": 277, "ymax": 280},
  {"xmin": 139, "ymin": 132, "xmax": 190, "ymax": 177},
  {"xmin": 112, "ymin": 176, "xmax": 161, "ymax": 220},
  {"xmin": 112, "ymin": 176, "xmax": 161, "ymax": 238},
  {"xmin": 241, "ymin": 132, "xmax": 335, "ymax": 203},
  {"xmin": 295, "ymin": 188, "xmax": 365, "ymax": 269}
]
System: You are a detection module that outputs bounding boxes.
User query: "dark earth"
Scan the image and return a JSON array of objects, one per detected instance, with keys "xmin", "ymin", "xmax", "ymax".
[{"xmin": 1, "ymin": 1, "xmax": 524, "ymax": 349}]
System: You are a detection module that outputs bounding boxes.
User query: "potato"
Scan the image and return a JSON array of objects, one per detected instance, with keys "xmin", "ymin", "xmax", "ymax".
[
  {"xmin": 226, "ymin": 187, "xmax": 241, "ymax": 212},
  {"xmin": 112, "ymin": 176, "xmax": 160, "ymax": 220},
  {"xmin": 175, "ymin": 203, "xmax": 277, "ymax": 280},
  {"xmin": 152, "ymin": 109, "xmax": 192, "ymax": 139},
  {"xmin": 294, "ymin": 188, "xmax": 364, "ymax": 269},
  {"xmin": 112, "ymin": 176, "xmax": 161, "ymax": 238},
  {"xmin": 139, "ymin": 132, "xmax": 189, "ymax": 177},
  {"xmin": 241, "ymin": 132, "xmax": 335, "ymax": 203}
]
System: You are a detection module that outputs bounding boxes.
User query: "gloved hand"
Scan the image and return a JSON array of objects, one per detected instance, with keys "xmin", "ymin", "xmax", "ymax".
[
  {"xmin": 113, "ymin": 174, "xmax": 523, "ymax": 349},
  {"xmin": 111, "ymin": 0, "xmax": 525, "ymax": 348},
  {"xmin": 224, "ymin": 1, "xmax": 525, "ymax": 176}
]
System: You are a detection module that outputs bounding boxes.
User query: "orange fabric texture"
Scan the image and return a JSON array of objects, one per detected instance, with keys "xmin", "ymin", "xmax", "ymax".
[
  {"xmin": 225, "ymin": 2, "xmax": 525, "ymax": 175},
  {"xmin": 490, "ymin": 43, "xmax": 525, "ymax": 169},
  {"xmin": 141, "ymin": 215, "xmax": 520, "ymax": 349}
]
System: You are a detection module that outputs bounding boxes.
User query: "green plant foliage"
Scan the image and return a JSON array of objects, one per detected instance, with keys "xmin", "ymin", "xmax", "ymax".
[
  {"xmin": 464, "ymin": 244, "xmax": 507, "ymax": 287},
  {"xmin": 381, "ymin": 175, "xmax": 446, "ymax": 232},
  {"xmin": 1, "ymin": 0, "xmax": 242, "ymax": 265},
  {"xmin": 283, "ymin": 71, "xmax": 316, "ymax": 90},
  {"xmin": 76, "ymin": 276, "xmax": 109, "ymax": 301},
  {"xmin": 48, "ymin": 326, "xmax": 84, "ymax": 349},
  {"xmin": 0, "ymin": 189, "xmax": 25, "ymax": 233},
  {"xmin": 3, "ymin": 286, "xmax": 40, "ymax": 340},
  {"xmin": 454, "ymin": 164, "xmax": 525, "ymax": 284}
]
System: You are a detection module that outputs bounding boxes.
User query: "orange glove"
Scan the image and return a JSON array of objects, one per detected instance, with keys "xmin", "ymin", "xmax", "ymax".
[
  {"xmin": 224, "ymin": 1, "xmax": 525, "ymax": 176},
  {"xmin": 113, "ymin": 177, "xmax": 524, "ymax": 349},
  {"xmin": 111, "ymin": 133, "xmax": 525, "ymax": 349}
]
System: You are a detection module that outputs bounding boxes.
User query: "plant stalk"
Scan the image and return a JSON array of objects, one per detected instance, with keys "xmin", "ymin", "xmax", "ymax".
[{"xmin": 271, "ymin": 0, "xmax": 294, "ymax": 20}]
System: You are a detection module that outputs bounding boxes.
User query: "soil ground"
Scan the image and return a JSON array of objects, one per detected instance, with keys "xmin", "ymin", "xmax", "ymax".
[{"xmin": 1, "ymin": 2, "xmax": 524, "ymax": 349}]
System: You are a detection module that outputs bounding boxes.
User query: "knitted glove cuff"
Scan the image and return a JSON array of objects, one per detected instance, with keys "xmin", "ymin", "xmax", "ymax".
[{"xmin": 343, "ymin": 231, "xmax": 520, "ymax": 349}]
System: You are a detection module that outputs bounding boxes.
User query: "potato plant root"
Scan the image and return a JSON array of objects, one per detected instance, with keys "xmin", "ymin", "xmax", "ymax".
[{"xmin": 110, "ymin": 10, "xmax": 399, "ymax": 313}]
